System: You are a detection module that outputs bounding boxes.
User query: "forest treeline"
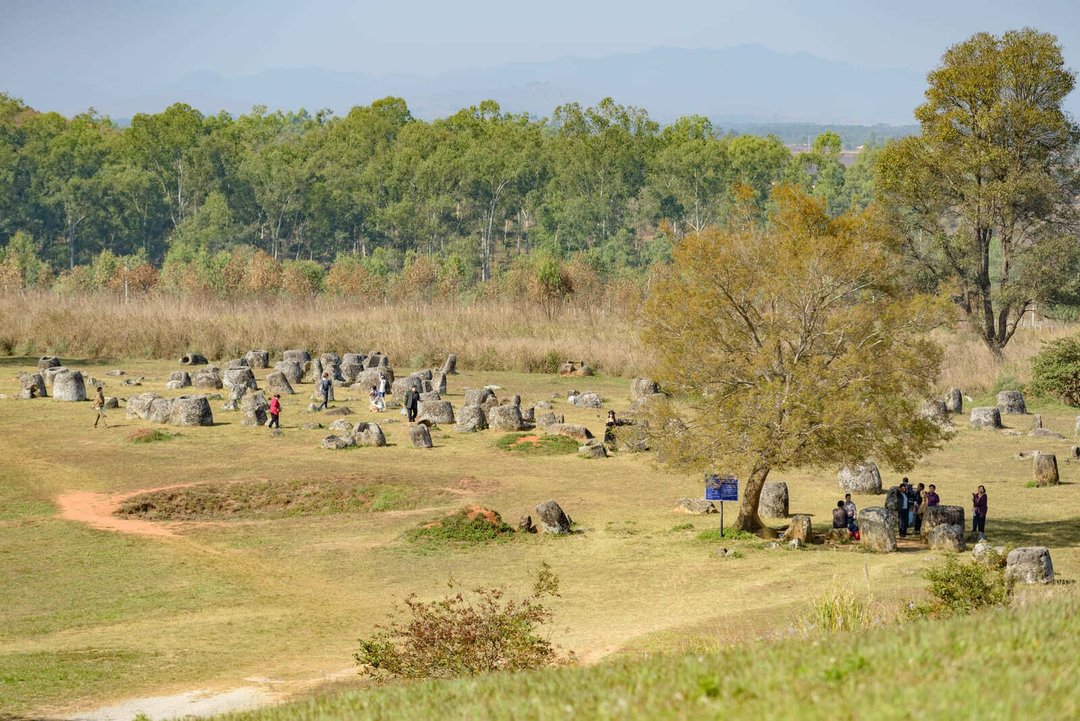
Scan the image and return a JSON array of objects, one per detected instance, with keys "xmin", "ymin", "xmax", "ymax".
[{"xmin": 0, "ymin": 92, "xmax": 877, "ymax": 299}]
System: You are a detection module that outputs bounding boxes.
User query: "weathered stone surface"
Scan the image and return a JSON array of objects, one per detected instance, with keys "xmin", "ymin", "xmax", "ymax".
[
  {"xmin": 674, "ymin": 498, "xmax": 718, "ymax": 514},
  {"xmin": 545, "ymin": 423, "xmax": 593, "ymax": 441},
  {"xmin": 442, "ymin": 353, "xmax": 458, "ymax": 375},
  {"xmin": 167, "ymin": 370, "xmax": 191, "ymax": 389},
  {"xmin": 419, "ymin": 399, "xmax": 455, "ymax": 425},
  {"xmin": 354, "ymin": 367, "xmax": 394, "ymax": 393},
  {"xmin": 223, "ymin": 367, "xmax": 257, "ymax": 391},
  {"xmin": 17, "ymin": 373, "xmax": 46, "ymax": 399},
  {"xmin": 244, "ymin": 350, "xmax": 270, "ymax": 368},
  {"xmin": 302, "ymin": 422, "xmax": 323, "ymax": 430},
  {"xmin": 364, "ymin": 351, "xmax": 384, "ymax": 369},
  {"xmin": 342, "ymin": 353, "xmax": 365, "ymax": 366},
  {"xmin": 921, "ymin": 399, "xmax": 950, "ymax": 424},
  {"xmin": 321, "ymin": 434, "xmax": 356, "ymax": 450},
  {"xmin": 127, "ymin": 393, "xmax": 173, "ymax": 423},
  {"xmin": 454, "ymin": 405, "xmax": 488, "ymax": 433},
  {"xmin": 37, "ymin": 355, "xmax": 61, "ymax": 370},
  {"xmin": 408, "ymin": 423, "xmax": 433, "ymax": 448},
  {"xmin": 432, "ymin": 371, "xmax": 447, "ymax": 395},
  {"xmin": 104, "ymin": 396, "xmax": 119, "ymax": 409},
  {"xmin": 340, "ymin": 362, "xmax": 365, "ymax": 385},
  {"xmin": 535, "ymin": 412, "xmax": 564, "ymax": 429},
  {"xmin": 302, "ymin": 358, "xmax": 324, "ymax": 384},
  {"xmin": 52, "ymin": 370, "xmax": 87, "ymax": 401},
  {"xmin": 1005, "ymin": 547, "xmax": 1055, "ymax": 584},
  {"xmin": 534, "ymin": 500, "xmax": 572, "ymax": 534},
  {"xmin": 927, "ymin": 523, "xmax": 966, "ymax": 552},
  {"xmin": 265, "ymin": 370, "xmax": 295, "ymax": 395},
  {"xmin": 858, "ymin": 507, "xmax": 897, "ymax": 552},
  {"xmin": 464, "ymin": 388, "xmax": 497, "ymax": 407},
  {"xmin": 630, "ymin": 377, "xmax": 661, "ymax": 401},
  {"xmin": 922, "ymin": 505, "xmax": 965, "ymax": 539},
  {"xmin": 578, "ymin": 438, "xmax": 608, "ymax": 458},
  {"xmin": 169, "ymin": 395, "xmax": 213, "ymax": 426},
  {"xmin": 274, "ymin": 361, "xmax": 303, "ymax": 385},
  {"xmin": 352, "ymin": 422, "xmax": 387, "ymax": 447},
  {"xmin": 996, "ymin": 390, "xmax": 1027, "ymax": 414},
  {"xmin": 487, "ymin": 404, "xmax": 525, "ymax": 431},
  {"xmin": 241, "ymin": 391, "xmax": 270, "ymax": 427},
  {"xmin": 222, "ymin": 383, "xmax": 247, "ymax": 411},
  {"xmin": 1030, "ymin": 428, "xmax": 1065, "ymax": 439},
  {"xmin": 758, "ymin": 481, "xmax": 789, "ymax": 518},
  {"xmin": 521, "ymin": 406, "xmax": 535, "ymax": 422},
  {"xmin": 572, "ymin": 391, "xmax": 603, "ymax": 408},
  {"xmin": 328, "ymin": 419, "xmax": 353, "ymax": 432},
  {"xmin": 535, "ymin": 400, "xmax": 553, "ymax": 410},
  {"xmin": 179, "ymin": 353, "xmax": 208, "ymax": 365},
  {"xmin": 418, "ymin": 390, "xmax": 441, "ymax": 402},
  {"xmin": 972, "ymin": 541, "xmax": 1007, "ymax": 566},
  {"xmin": 506, "ymin": 394, "xmax": 521, "ymax": 407},
  {"xmin": 392, "ymin": 375, "xmax": 424, "ymax": 397},
  {"xmin": 784, "ymin": 514, "xmax": 813, "ymax": 543},
  {"xmin": 608, "ymin": 423, "xmax": 650, "ymax": 452},
  {"xmin": 969, "ymin": 407, "xmax": 1002, "ymax": 430},
  {"xmin": 226, "ymin": 358, "xmax": 250, "ymax": 369},
  {"xmin": 945, "ymin": 388, "xmax": 963, "ymax": 413},
  {"xmin": 1031, "ymin": 414, "xmax": 1043, "ymax": 430},
  {"xmin": 324, "ymin": 406, "xmax": 354, "ymax": 416},
  {"xmin": 1033, "ymin": 452, "xmax": 1060, "ymax": 487},
  {"xmin": 518, "ymin": 515, "xmax": 536, "ymax": 533},
  {"xmin": 191, "ymin": 367, "xmax": 223, "ymax": 390},
  {"xmin": 837, "ymin": 461, "xmax": 882, "ymax": 494},
  {"xmin": 42, "ymin": 365, "xmax": 68, "ymax": 389},
  {"xmin": 283, "ymin": 349, "xmax": 311, "ymax": 365}
]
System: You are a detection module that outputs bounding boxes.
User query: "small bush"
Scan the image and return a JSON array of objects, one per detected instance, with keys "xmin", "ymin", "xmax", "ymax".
[
  {"xmin": 495, "ymin": 433, "xmax": 579, "ymax": 456},
  {"xmin": 909, "ymin": 556, "xmax": 1012, "ymax": 618},
  {"xmin": 1029, "ymin": 337, "xmax": 1080, "ymax": 405},
  {"xmin": 697, "ymin": 528, "xmax": 756, "ymax": 542},
  {"xmin": 354, "ymin": 564, "xmax": 568, "ymax": 679},
  {"xmin": 406, "ymin": 507, "xmax": 516, "ymax": 546},
  {"xmin": 802, "ymin": 589, "xmax": 870, "ymax": 633},
  {"xmin": 669, "ymin": 522, "xmax": 695, "ymax": 532},
  {"xmin": 128, "ymin": 429, "xmax": 177, "ymax": 444}
]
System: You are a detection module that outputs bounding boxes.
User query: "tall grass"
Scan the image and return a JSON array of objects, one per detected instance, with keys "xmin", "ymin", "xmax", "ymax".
[{"xmin": 936, "ymin": 320, "xmax": 1077, "ymax": 394}]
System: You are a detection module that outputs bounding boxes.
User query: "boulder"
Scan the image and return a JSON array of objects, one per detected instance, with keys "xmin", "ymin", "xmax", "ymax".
[
  {"xmin": 535, "ymin": 400, "xmax": 553, "ymax": 410},
  {"xmin": 927, "ymin": 523, "xmax": 966, "ymax": 552},
  {"xmin": 630, "ymin": 377, "xmax": 661, "ymax": 401},
  {"xmin": 433, "ymin": 371, "xmax": 448, "ymax": 395},
  {"xmin": 364, "ymin": 352, "xmax": 384, "ymax": 369},
  {"xmin": 418, "ymin": 400, "xmax": 455, "ymax": 425},
  {"xmin": 572, "ymin": 391, "xmax": 603, "ymax": 409},
  {"xmin": 996, "ymin": 390, "xmax": 1027, "ymax": 415},
  {"xmin": 320, "ymin": 352, "xmax": 341, "ymax": 367},
  {"xmin": 392, "ymin": 375, "xmax": 424, "ymax": 397},
  {"xmin": 324, "ymin": 406, "xmax": 354, "ymax": 416},
  {"xmin": 454, "ymin": 405, "xmax": 488, "ymax": 433},
  {"xmin": 837, "ymin": 461, "xmax": 882, "ymax": 494},
  {"xmin": 127, "ymin": 393, "xmax": 173, "ymax": 423},
  {"xmin": 17, "ymin": 372, "xmax": 46, "ymax": 399},
  {"xmin": 340, "ymin": 362, "xmax": 365, "ymax": 385},
  {"xmin": 302, "ymin": 422, "xmax": 324, "ymax": 430},
  {"xmin": 944, "ymin": 388, "xmax": 963, "ymax": 413},
  {"xmin": 408, "ymin": 423, "xmax": 433, "ymax": 448},
  {"xmin": 535, "ymin": 412, "xmax": 564, "ymax": 429},
  {"xmin": 328, "ymin": 419, "xmax": 354, "ymax": 432},
  {"xmin": 922, "ymin": 505, "xmax": 965, "ymax": 539},
  {"xmin": 1031, "ymin": 414, "xmax": 1043, "ymax": 430},
  {"xmin": 222, "ymin": 384, "xmax": 247, "ymax": 411},
  {"xmin": 921, "ymin": 399, "xmax": 950, "ymax": 423},
  {"xmin": 545, "ymin": 423, "xmax": 594, "ymax": 441},
  {"xmin": 442, "ymin": 353, "xmax": 458, "ymax": 375},
  {"xmin": 578, "ymin": 438, "xmax": 608, "ymax": 459},
  {"xmin": 857, "ymin": 507, "xmax": 897, "ymax": 552},
  {"xmin": 342, "ymin": 353, "xmax": 365, "ymax": 366},
  {"xmin": 166, "ymin": 370, "xmax": 191, "ymax": 389},
  {"xmin": 52, "ymin": 370, "xmax": 87, "ymax": 401},
  {"xmin": 518, "ymin": 515, "xmax": 536, "ymax": 533},
  {"xmin": 266, "ymin": 370, "xmax": 295, "ymax": 395},
  {"xmin": 283, "ymin": 349, "xmax": 311, "ymax": 365},
  {"xmin": 464, "ymin": 388, "xmax": 497, "ymax": 407},
  {"xmin": 240, "ymin": 391, "xmax": 270, "ymax": 427},
  {"xmin": 1033, "ymin": 452, "xmax": 1060, "ymax": 487},
  {"xmin": 179, "ymin": 353, "xmax": 208, "ymax": 366},
  {"xmin": 1030, "ymin": 428, "xmax": 1065, "ymax": 439},
  {"xmin": 758, "ymin": 481, "xmax": 789, "ymax": 518},
  {"xmin": 487, "ymin": 404, "xmax": 526, "ymax": 431},
  {"xmin": 226, "ymin": 358, "xmax": 250, "ymax": 369},
  {"xmin": 321, "ymin": 434, "xmax": 356, "ymax": 450},
  {"xmin": 969, "ymin": 407, "xmax": 1002, "ymax": 430},
  {"xmin": 972, "ymin": 541, "xmax": 1007, "ymax": 567},
  {"xmin": 675, "ymin": 498, "xmax": 717, "ymax": 514},
  {"xmin": 506, "ymin": 394, "xmax": 521, "ymax": 407},
  {"xmin": 354, "ymin": 367, "xmax": 394, "ymax": 393},
  {"xmin": 884, "ymin": 486, "xmax": 902, "ymax": 515},
  {"xmin": 521, "ymin": 406, "xmax": 535, "ymax": 422},
  {"xmin": 784, "ymin": 514, "xmax": 813, "ymax": 543},
  {"xmin": 191, "ymin": 367, "xmax": 223, "ymax": 390},
  {"xmin": 169, "ymin": 395, "xmax": 213, "ymax": 427},
  {"xmin": 244, "ymin": 350, "xmax": 270, "ymax": 369},
  {"xmin": 418, "ymin": 390, "xmax": 441, "ymax": 402},
  {"xmin": 534, "ymin": 500, "xmax": 573, "ymax": 534},
  {"xmin": 1005, "ymin": 547, "xmax": 1055, "ymax": 584},
  {"xmin": 37, "ymin": 355, "xmax": 61, "ymax": 370},
  {"xmin": 42, "ymin": 365, "xmax": 68, "ymax": 390},
  {"xmin": 223, "ymin": 367, "xmax": 257, "ymax": 391},
  {"xmin": 352, "ymin": 422, "xmax": 387, "ymax": 447},
  {"xmin": 274, "ymin": 361, "xmax": 304, "ymax": 385},
  {"xmin": 302, "ymin": 358, "xmax": 324, "ymax": 384},
  {"xmin": 104, "ymin": 396, "xmax": 119, "ymax": 409}
]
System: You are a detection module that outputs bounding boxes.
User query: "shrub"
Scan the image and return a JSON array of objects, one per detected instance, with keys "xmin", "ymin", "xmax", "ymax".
[
  {"xmin": 909, "ymin": 555, "xmax": 1011, "ymax": 618},
  {"xmin": 1029, "ymin": 337, "xmax": 1080, "ymax": 405},
  {"xmin": 802, "ymin": 589, "xmax": 870, "ymax": 633},
  {"xmin": 405, "ymin": 507, "xmax": 516, "ymax": 546},
  {"xmin": 354, "ymin": 564, "xmax": 567, "ymax": 679}
]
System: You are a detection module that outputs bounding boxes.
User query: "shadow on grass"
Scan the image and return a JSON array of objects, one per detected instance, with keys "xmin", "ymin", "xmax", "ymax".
[{"xmin": 986, "ymin": 517, "xmax": 1080, "ymax": 549}]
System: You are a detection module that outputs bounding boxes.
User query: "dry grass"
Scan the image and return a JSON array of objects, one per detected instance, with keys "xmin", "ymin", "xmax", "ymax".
[{"xmin": 936, "ymin": 319, "xmax": 1077, "ymax": 394}]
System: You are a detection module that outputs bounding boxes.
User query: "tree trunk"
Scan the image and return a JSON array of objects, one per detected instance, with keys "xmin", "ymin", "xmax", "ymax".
[{"xmin": 734, "ymin": 462, "xmax": 771, "ymax": 532}]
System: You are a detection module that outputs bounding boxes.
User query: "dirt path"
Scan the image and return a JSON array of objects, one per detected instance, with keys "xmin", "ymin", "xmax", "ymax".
[{"xmin": 55, "ymin": 484, "xmax": 197, "ymax": 538}]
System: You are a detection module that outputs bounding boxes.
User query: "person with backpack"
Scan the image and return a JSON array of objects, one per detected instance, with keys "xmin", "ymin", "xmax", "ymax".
[
  {"xmin": 268, "ymin": 394, "xmax": 281, "ymax": 429},
  {"xmin": 92, "ymin": 386, "xmax": 109, "ymax": 428},
  {"xmin": 317, "ymin": 372, "xmax": 333, "ymax": 411}
]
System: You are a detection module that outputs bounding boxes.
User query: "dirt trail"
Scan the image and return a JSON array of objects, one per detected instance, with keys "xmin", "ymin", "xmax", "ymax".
[{"xmin": 55, "ymin": 484, "xmax": 196, "ymax": 538}]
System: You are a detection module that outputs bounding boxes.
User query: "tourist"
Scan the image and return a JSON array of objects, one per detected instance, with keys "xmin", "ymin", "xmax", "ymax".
[
  {"xmin": 318, "ymin": 372, "xmax": 333, "ymax": 411},
  {"xmin": 377, "ymin": 375, "xmax": 388, "ymax": 407},
  {"xmin": 972, "ymin": 485, "xmax": 988, "ymax": 534},
  {"xmin": 832, "ymin": 500, "xmax": 849, "ymax": 530},
  {"xmin": 268, "ymin": 393, "xmax": 281, "ymax": 429},
  {"xmin": 898, "ymin": 479, "xmax": 912, "ymax": 536},
  {"xmin": 914, "ymin": 482, "xmax": 928, "ymax": 534},
  {"xmin": 92, "ymin": 386, "xmax": 109, "ymax": 428},
  {"xmin": 368, "ymin": 385, "xmax": 382, "ymax": 413},
  {"xmin": 843, "ymin": 493, "xmax": 856, "ymax": 520},
  {"xmin": 604, "ymin": 410, "xmax": 617, "ymax": 444},
  {"xmin": 403, "ymin": 385, "xmax": 419, "ymax": 422},
  {"xmin": 926, "ymin": 484, "xmax": 940, "ymax": 507}
]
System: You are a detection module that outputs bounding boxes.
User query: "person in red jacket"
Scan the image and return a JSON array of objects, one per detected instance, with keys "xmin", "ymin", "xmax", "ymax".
[{"xmin": 269, "ymin": 394, "xmax": 281, "ymax": 429}]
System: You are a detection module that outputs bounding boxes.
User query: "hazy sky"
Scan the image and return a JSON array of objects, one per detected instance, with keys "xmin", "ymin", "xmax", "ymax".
[{"xmin": 3, "ymin": 0, "xmax": 1080, "ymax": 103}]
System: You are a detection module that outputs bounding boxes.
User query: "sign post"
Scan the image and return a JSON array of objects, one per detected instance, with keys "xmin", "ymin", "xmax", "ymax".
[{"xmin": 705, "ymin": 474, "xmax": 739, "ymax": 536}]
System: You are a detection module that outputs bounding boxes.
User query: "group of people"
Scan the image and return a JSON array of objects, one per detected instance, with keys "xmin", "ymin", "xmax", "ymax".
[
  {"xmin": 832, "ymin": 493, "xmax": 860, "ymax": 537},
  {"xmin": 831, "ymin": 478, "xmax": 990, "ymax": 539}
]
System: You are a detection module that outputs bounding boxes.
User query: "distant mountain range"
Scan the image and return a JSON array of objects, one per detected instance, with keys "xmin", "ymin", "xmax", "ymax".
[{"xmin": 13, "ymin": 44, "xmax": 931, "ymax": 127}]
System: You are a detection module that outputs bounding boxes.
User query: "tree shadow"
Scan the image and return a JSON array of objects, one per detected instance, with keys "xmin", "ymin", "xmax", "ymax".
[{"xmin": 983, "ymin": 517, "xmax": 1080, "ymax": 549}]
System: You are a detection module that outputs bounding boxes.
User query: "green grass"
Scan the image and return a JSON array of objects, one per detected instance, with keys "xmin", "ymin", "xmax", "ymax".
[
  {"xmin": 495, "ymin": 432, "xmax": 579, "ymax": 455},
  {"xmin": 404, "ymin": 507, "xmax": 517, "ymax": 547},
  {"xmin": 219, "ymin": 595, "xmax": 1080, "ymax": 721},
  {"xmin": 696, "ymin": 528, "xmax": 757, "ymax": 542},
  {"xmin": 128, "ymin": 428, "xmax": 178, "ymax": 443}
]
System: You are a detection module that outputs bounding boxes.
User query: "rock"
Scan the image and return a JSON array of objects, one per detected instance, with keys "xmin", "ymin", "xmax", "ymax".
[
  {"xmin": 121, "ymin": 376, "xmax": 144, "ymax": 387},
  {"xmin": 354, "ymin": 367, "xmax": 394, "ymax": 393},
  {"xmin": 545, "ymin": 423, "xmax": 594, "ymax": 441},
  {"xmin": 922, "ymin": 505, "xmax": 965, "ymax": 539},
  {"xmin": 572, "ymin": 391, "xmax": 603, "ymax": 409},
  {"xmin": 969, "ymin": 407, "xmax": 1002, "ymax": 430},
  {"xmin": 607, "ymin": 423, "xmax": 650, "ymax": 452},
  {"xmin": 169, "ymin": 395, "xmax": 213, "ymax": 426},
  {"xmin": 972, "ymin": 541, "xmax": 1007, "ymax": 566},
  {"xmin": 521, "ymin": 406, "xmax": 535, "ymax": 422},
  {"xmin": 1072, "ymin": 446, "xmax": 1080, "ymax": 460},
  {"xmin": 534, "ymin": 500, "xmax": 573, "ymax": 534},
  {"xmin": 578, "ymin": 438, "xmax": 608, "ymax": 458},
  {"xmin": 37, "ymin": 355, "xmax": 61, "ymax": 370},
  {"xmin": 1031, "ymin": 414, "xmax": 1043, "ymax": 430},
  {"xmin": 244, "ymin": 350, "xmax": 270, "ymax": 368},
  {"xmin": 274, "ymin": 361, "xmax": 303, "ymax": 385},
  {"xmin": 674, "ymin": 498, "xmax": 718, "ymax": 514},
  {"xmin": 996, "ymin": 390, "xmax": 1027, "ymax": 414},
  {"xmin": 1033, "ymin": 452, "xmax": 1060, "ymax": 486},
  {"xmin": 342, "ymin": 353, "xmax": 365, "ymax": 366},
  {"xmin": 191, "ymin": 367, "xmax": 223, "ymax": 390},
  {"xmin": 408, "ymin": 423, "xmax": 433, "ymax": 448},
  {"xmin": 363, "ymin": 351, "xmax": 385, "ymax": 369},
  {"xmin": 535, "ymin": 400, "xmax": 553, "ymax": 410},
  {"xmin": 52, "ymin": 370, "xmax": 87, "ymax": 401},
  {"xmin": 418, "ymin": 390, "xmax": 441, "ymax": 402},
  {"xmin": 241, "ymin": 391, "xmax": 270, "ymax": 427},
  {"xmin": 324, "ymin": 406, "xmax": 354, "ymax": 416},
  {"xmin": 223, "ymin": 367, "xmax": 257, "ymax": 391},
  {"xmin": 535, "ymin": 412, "xmax": 564, "ymax": 429},
  {"xmin": 266, "ymin": 370, "xmax": 296, "ymax": 395},
  {"xmin": 418, "ymin": 400, "xmax": 455, "ymax": 425},
  {"xmin": 352, "ymin": 422, "xmax": 387, "ymax": 447},
  {"xmin": 302, "ymin": 358, "xmax": 324, "ymax": 384},
  {"xmin": 506, "ymin": 394, "xmax": 521, "ymax": 407},
  {"xmin": 927, "ymin": 523, "xmax": 966, "ymax": 552},
  {"xmin": 167, "ymin": 370, "xmax": 191, "ymax": 389},
  {"xmin": 105, "ymin": 369, "xmax": 126, "ymax": 377},
  {"xmin": 319, "ymin": 352, "xmax": 341, "ymax": 368},
  {"xmin": 1005, "ymin": 547, "xmax": 1055, "ymax": 584},
  {"xmin": 837, "ymin": 461, "xmax": 882, "ymax": 494},
  {"xmin": 42, "ymin": 365, "xmax": 68, "ymax": 389},
  {"xmin": 454, "ymin": 405, "xmax": 488, "ymax": 433},
  {"xmin": 857, "ymin": 507, "xmax": 897, "ymax": 552},
  {"xmin": 339, "ymin": 362, "xmax": 365, "ymax": 385},
  {"xmin": 226, "ymin": 358, "xmax": 250, "ymax": 369},
  {"xmin": 758, "ymin": 482, "xmax": 789, "ymax": 518},
  {"xmin": 783, "ymin": 514, "xmax": 813, "ymax": 543},
  {"xmin": 391, "ymin": 375, "xmax": 424, "ymax": 398},
  {"xmin": 921, "ymin": 399, "xmax": 950, "ymax": 424},
  {"xmin": 487, "ymin": 404, "xmax": 526, "ymax": 431},
  {"xmin": 321, "ymin": 434, "xmax": 356, "ymax": 450},
  {"xmin": 945, "ymin": 388, "xmax": 963, "ymax": 413},
  {"xmin": 283, "ymin": 349, "xmax": 311, "ymax": 365},
  {"xmin": 126, "ymin": 393, "xmax": 173, "ymax": 423},
  {"xmin": 464, "ymin": 388, "xmax": 497, "ymax": 407},
  {"xmin": 788, "ymin": 538, "xmax": 803, "ymax": 549},
  {"xmin": 630, "ymin": 377, "xmax": 661, "ymax": 401},
  {"xmin": 103, "ymin": 396, "xmax": 119, "ymax": 409},
  {"xmin": 328, "ymin": 419, "xmax": 353, "ymax": 432},
  {"xmin": 17, "ymin": 372, "xmax": 46, "ymax": 399},
  {"xmin": 518, "ymin": 515, "xmax": 536, "ymax": 533},
  {"xmin": 413, "ymin": 369, "xmax": 433, "ymax": 381},
  {"xmin": 432, "ymin": 371, "xmax": 448, "ymax": 395},
  {"xmin": 179, "ymin": 353, "xmax": 208, "ymax": 366},
  {"xmin": 442, "ymin": 353, "xmax": 458, "ymax": 375},
  {"xmin": 222, "ymin": 383, "xmax": 247, "ymax": 411},
  {"xmin": 1030, "ymin": 428, "xmax": 1066, "ymax": 439},
  {"xmin": 302, "ymin": 422, "xmax": 323, "ymax": 430}
]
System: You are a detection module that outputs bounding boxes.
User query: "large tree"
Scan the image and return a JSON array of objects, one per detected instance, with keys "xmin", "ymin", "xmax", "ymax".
[
  {"xmin": 878, "ymin": 29, "xmax": 1080, "ymax": 355},
  {"xmin": 642, "ymin": 187, "xmax": 947, "ymax": 532}
]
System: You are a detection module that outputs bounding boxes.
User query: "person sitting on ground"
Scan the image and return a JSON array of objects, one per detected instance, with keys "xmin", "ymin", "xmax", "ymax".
[
  {"xmin": 368, "ymin": 385, "xmax": 382, "ymax": 413},
  {"xmin": 832, "ymin": 500, "xmax": 849, "ymax": 530},
  {"xmin": 926, "ymin": 484, "xmax": 940, "ymax": 507}
]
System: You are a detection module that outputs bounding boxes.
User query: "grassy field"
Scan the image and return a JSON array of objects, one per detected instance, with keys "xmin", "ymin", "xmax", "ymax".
[{"xmin": 1, "ymin": 346, "xmax": 1079, "ymax": 718}]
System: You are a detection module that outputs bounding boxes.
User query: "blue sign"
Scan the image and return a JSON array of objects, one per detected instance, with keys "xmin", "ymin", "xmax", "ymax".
[{"xmin": 705, "ymin": 474, "xmax": 738, "ymax": 502}]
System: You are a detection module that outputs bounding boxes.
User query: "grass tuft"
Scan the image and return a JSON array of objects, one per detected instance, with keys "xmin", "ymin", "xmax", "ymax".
[
  {"xmin": 495, "ymin": 433, "xmax": 579, "ymax": 456},
  {"xmin": 127, "ymin": 428, "xmax": 177, "ymax": 444},
  {"xmin": 405, "ymin": 507, "xmax": 516, "ymax": 547}
]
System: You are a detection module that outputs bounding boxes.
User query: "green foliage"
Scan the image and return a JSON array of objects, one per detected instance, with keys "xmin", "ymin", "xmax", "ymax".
[
  {"xmin": 495, "ymin": 433, "xmax": 579, "ymax": 456},
  {"xmin": 696, "ymin": 528, "xmax": 755, "ymax": 541},
  {"xmin": 354, "ymin": 564, "xmax": 565, "ymax": 678},
  {"xmin": 909, "ymin": 555, "xmax": 1011, "ymax": 618},
  {"xmin": 405, "ymin": 507, "xmax": 516, "ymax": 546},
  {"xmin": 801, "ymin": 589, "xmax": 871, "ymax": 632},
  {"xmin": 127, "ymin": 429, "xmax": 177, "ymax": 444},
  {"xmin": 1029, "ymin": 337, "xmax": 1080, "ymax": 405}
]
